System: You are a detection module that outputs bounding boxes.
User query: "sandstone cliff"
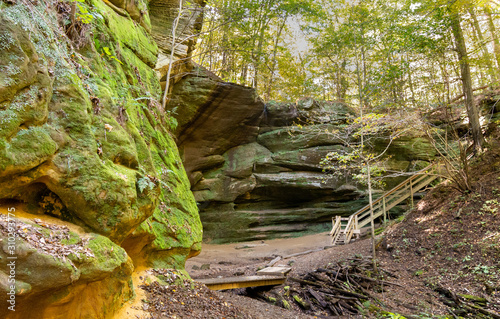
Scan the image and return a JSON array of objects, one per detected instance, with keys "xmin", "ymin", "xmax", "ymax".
[
  {"xmin": 0, "ymin": 0, "xmax": 203, "ymax": 317},
  {"xmin": 168, "ymin": 69, "xmax": 441, "ymax": 243}
]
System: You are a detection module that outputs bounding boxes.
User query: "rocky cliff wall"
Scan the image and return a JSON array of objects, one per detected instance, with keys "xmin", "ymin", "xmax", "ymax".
[
  {"xmin": 169, "ymin": 69, "xmax": 440, "ymax": 243},
  {"xmin": 0, "ymin": 0, "xmax": 202, "ymax": 318}
]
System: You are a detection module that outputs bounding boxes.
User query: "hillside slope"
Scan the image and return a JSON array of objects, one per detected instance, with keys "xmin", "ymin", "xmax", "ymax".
[{"xmin": 379, "ymin": 131, "xmax": 500, "ymax": 317}]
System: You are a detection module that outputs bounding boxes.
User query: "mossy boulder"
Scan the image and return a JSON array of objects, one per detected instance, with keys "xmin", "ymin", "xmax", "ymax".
[
  {"xmin": 0, "ymin": 214, "xmax": 133, "ymax": 319},
  {"xmin": 222, "ymin": 143, "xmax": 273, "ymax": 178},
  {"xmin": 271, "ymin": 145, "xmax": 344, "ymax": 172},
  {"xmin": 257, "ymin": 125, "xmax": 344, "ymax": 152},
  {"xmin": 262, "ymin": 99, "xmax": 355, "ymax": 129},
  {"xmin": 0, "ymin": 0, "xmax": 201, "ymax": 317},
  {"xmin": 168, "ymin": 80, "xmax": 436, "ymax": 243}
]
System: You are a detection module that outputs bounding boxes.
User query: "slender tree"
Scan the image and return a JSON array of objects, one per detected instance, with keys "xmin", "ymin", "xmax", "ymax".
[
  {"xmin": 162, "ymin": 0, "xmax": 184, "ymax": 109},
  {"xmin": 468, "ymin": 7, "xmax": 496, "ymax": 84},
  {"xmin": 449, "ymin": 8, "xmax": 485, "ymax": 150}
]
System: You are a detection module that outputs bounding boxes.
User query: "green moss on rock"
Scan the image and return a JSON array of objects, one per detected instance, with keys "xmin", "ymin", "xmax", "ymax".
[{"xmin": 0, "ymin": 1, "xmax": 202, "ymax": 317}]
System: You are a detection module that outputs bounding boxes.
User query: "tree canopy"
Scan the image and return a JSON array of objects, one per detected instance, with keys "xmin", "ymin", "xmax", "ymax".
[{"xmin": 192, "ymin": 0, "xmax": 499, "ymax": 112}]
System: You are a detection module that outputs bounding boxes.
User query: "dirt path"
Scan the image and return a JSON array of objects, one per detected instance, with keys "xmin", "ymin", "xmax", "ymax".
[
  {"xmin": 185, "ymin": 232, "xmax": 373, "ymax": 319},
  {"xmin": 186, "ymin": 231, "xmax": 374, "ymax": 281},
  {"xmin": 139, "ymin": 230, "xmax": 457, "ymax": 318},
  {"xmin": 186, "ymin": 232, "xmax": 360, "ymax": 279},
  {"xmin": 184, "ymin": 232, "xmax": 452, "ymax": 318},
  {"xmin": 186, "ymin": 232, "xmax": 333, "ymax": 272}
]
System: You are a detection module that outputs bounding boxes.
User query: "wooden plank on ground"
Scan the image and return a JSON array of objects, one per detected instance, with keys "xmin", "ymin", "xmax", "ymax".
[
  {"xmin": 284, "ymin": 248, "xmax": 324, "ymax": 259},
  {"xmin": 257, "ymin": 266, "xmax": 292, "ymax": 276},
  {"xmin": 266, "ymin": 256, "xmax": 282, "ymax": 267},
  {"xmin": 197, "ymin": 275, "xmax": 286, "ymax": 291}
]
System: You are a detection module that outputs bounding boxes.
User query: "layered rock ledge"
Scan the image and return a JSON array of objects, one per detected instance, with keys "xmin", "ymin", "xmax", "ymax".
[
  {"xmin": 0, "ymin": 1, "xmax": 202, "ymax": 317},
  {"xmin": 169, "ymin": 70, "xmax": 441, "ymax": 243}
]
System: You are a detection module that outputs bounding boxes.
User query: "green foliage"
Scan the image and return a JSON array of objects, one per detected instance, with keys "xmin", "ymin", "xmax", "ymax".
[
  {"xmin": 472, "ymin": 264, "xmax": 493, "ymax": 275},
  {"xmin": 194, "ymin": 0, "xmax": 320, "ymax": 100},
  {"xmin": 319, "ymin": 112, "xmax": 418, "ymax": 189},
  {"xmin": 137, "ymin": 175, "xmax": 156, "ymax": 194},
  {"xmin": 195, "ymin": 0, "xmax": 499, "ymax": 112},
  {"xmin": 481, "ymin": 200, "xmax": 499, "ymax": 215},
  {"xmin": 75, "ymin": 2, "xmax": 93, "ymax": 24},
  {"xmin": 101, "ymin": 46, "xmax": 123, "ymax": 64}
]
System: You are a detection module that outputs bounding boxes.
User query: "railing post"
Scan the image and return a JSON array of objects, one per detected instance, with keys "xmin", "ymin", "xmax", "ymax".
[
  {"xmin": 355, "ymin": 215, "xmax": 359, "ymax": 239},
  {"xmin": 383, "ymin": 197, "xmax": 387, "ymax": 224},
  {"xmin": 410, "ymin": 178, "xmax": 414, "ymax": 208}
]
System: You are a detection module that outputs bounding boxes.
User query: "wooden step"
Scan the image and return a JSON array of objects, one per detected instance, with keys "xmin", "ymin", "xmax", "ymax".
[
  {"xmin": 198, "ymin": 275, "xmax": 286, "ymax": 290},
  {"xmin": 257, "ymin": 266, "xmax": 292, "ymax": 276},
  {"xmin": 330, "ymin": 163, "xmax": 442, "ymax": 246}
]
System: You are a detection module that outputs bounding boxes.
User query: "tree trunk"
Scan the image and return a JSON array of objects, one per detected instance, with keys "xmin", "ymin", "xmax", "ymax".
[
  {"xmin": 264, "ymin": 16, "xmax": 287, "ymax": 101},
  {"xmin": 161, "ymin": 0, "xmax": 184, "ymax": 109},
  {"xmin": 366, "ymin": 160, "xmax": 377, "ymax": 273},
  {"xmin": 407, "ymin": 55, "xmax": 417, "ymax": 107},
  {"xmin": 469, "ymin": 8, "xmax": 496, "ymax": 84},
  {"xmin": 450, "ymin": 12, "xmax": 485, "ymax": 150},
  {"xmin": 339, "ymin": 60, "xmax": 348, "ymax": 101},
  {"xmin": 439, "ymin": 54, "xmax": 451, "ymax": 104},
  {"xmin": 485, "ymin": 7, "xmax": 500, "ymax": 80},
  {"xmin": 241, "ymin": 64, "xmax": 248, "ymax": 86},
  {"xmin": 356, "ymin": 49, "xmax": 376, "ymax": 272}
]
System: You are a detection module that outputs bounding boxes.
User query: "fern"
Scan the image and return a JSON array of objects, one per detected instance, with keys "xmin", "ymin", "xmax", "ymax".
[{"xmin": 137, "ymin": 176, "xmax": 155, "ymax": 193}]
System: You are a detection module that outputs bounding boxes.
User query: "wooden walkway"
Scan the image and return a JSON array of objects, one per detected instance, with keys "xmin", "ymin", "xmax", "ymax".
[
  {"xmin": 197, "ymin": 266, "xmax": 291, "ymax": 290},
  {"xmin": 197, "ymin": 275, "xmax": 286, "ymax": 290},
  {"xmin": 330, "ymin": 163, "xmax": 441, "ymax": 245}
]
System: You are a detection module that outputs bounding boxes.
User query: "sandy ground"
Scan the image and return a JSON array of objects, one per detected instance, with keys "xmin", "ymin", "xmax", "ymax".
[
  {"xmin": 186, "ymin": 231, "xmax": 373, "ymax": 280},
  {"xmin": 185, "ymin": 232, "xmax": 373, "ymax": 319},
  {"xmin": 117, "ymin": 228, "xmax": 461, "ymax": 318},
  {"xmin": 182, "ymin": 230, "xmax": 455, "ymax": 318},
  {"xmin": 186, "ymin": 231, "xmax": 335, "ymax": 272}
]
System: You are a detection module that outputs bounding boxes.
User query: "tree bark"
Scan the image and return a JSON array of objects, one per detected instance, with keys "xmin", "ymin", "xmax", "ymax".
[
  {"xmin": 161, "ymin": 0, "xmax": 184, "ymax": 109},
  {"xmin": 450, "ymin": 12, "xmax": 485, "ymax": 150},
  {"xmin": 366, "ymin": 160, "xmax": 377, "ymax": 273},
  {"xmin": 438, "ymin": 54, "xmax": 451, "ymax": 104},
  {"xmin": 356, "ymin": 48, "xmax": 376, "ymax": 272},
  {"xmin": 406, "ymin": 54, "xmax": 417, "ymax": 107},
  {"xmin": 469, "ymin": 8, "xmax": 496, "ymax": 84},
  {"xmin": 485, "ymin": 7, "xmax": 500, "ymax": 80},
  {"xmin": 264, "ymin": 16, "xmax": 287, "ymax": 101}
]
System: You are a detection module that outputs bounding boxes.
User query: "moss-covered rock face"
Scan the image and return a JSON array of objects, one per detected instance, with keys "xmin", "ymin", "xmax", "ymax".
[
  {"xmin": 0, "ymin": 0, "xmax": 201, "ymax": 317},
  {"xmin": 150, "ymin": 0, "xmax": 205, "ymax": 82},
  {"xmin": 0, "ymin": 213, "xmax": 133, "ymax": 319},
  {"xmin": 168, "ymin": 76, "xmax": 438, "ymax": 242}
]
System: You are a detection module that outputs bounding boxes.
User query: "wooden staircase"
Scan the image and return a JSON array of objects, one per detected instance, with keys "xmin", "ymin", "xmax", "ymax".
[{"xmin": 330, "ymin": 163, "xmax": 441, "ymax": 245}]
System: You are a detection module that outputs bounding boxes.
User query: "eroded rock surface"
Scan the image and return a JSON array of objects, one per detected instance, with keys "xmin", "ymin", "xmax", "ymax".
[
  {"xmin": 0, "ymin": 0, "xmax": 202, "ymax": 317},
  {"xmin": 169, "ymin": 73, "xmax": 439, "ymax": 243}
]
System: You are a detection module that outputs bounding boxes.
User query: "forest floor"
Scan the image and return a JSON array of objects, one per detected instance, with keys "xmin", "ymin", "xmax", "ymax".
[{"xmin": 127, "ymin": 141, "xmax": 500, "ymax": 318}]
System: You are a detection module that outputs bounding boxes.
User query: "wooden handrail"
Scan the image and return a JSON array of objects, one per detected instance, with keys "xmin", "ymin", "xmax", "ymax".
[
  {"xmin": 357, "ymin": 175, "xmax": 439, "ymax": 229},
  {"xmin": 354, "ymin": 164, "xmax": 436, "ymax": 215},
  {"xmin": 353, "ymin": 163, "xmax": 436, "ymax": 218},
  {"xmin": 330, "ymin": 162, "xmax": 442, "ymax": 245},
  {"xmin": 330, "ymin": 216, "xmax": 340, "ymax": 236},
  {"xmin": 330, "ymin": 216, "xmax": 342, "ymax": 244},
  {"xmin": 344, "ymin": 215, "xmax": 355, "ymax": 244}
]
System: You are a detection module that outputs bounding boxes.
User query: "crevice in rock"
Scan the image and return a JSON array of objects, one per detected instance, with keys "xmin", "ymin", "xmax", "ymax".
[
  {"xmin": 176, "ymin": 82, "xmax": 232, "ymax": 143},
  {"xmin": 3, "ymin": 182, "xmax": 86, "ymax": 230}
]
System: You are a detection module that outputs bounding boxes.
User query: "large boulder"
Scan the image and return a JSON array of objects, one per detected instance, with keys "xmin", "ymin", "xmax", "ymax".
[
  {"xmin": 0, "ymin": 1, "xmax": 202, "ymax": 317},
  {"xmin": 168, "ymin": 68, "xmax": 265, "ymax": 179},
  {"xmin": 0, "ymin": 214, "xmax": 133, "ymax": 319},
  {"xmin": 262, "ymin": 99, "xmax": 355, "ymax": 129},
  {"xmin": 257, "ymin": 125, "xmax": 344, "ymax": 152},
  {"xmin": 168, "ymin": 89, "xmax": 439, "ymax": 243}
]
